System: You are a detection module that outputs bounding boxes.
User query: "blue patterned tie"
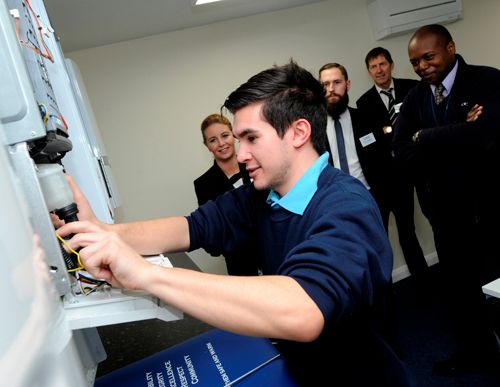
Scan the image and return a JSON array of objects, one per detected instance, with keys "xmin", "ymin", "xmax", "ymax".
[{"xmin": 334, "ymin": 118, "xmax": 349, "ymax": 173}]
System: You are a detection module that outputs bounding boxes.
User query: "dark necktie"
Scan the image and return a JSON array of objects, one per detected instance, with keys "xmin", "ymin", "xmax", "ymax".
[
  {"xmin": 228, "ymin": 172, "xmax": 241, "ymax": 185},
  {"xmin": 334, "ymin": 118, "xmax": 349, "ymax": 173},
  {"xmin": 434, "ymin": 84, "xmax": 445, "ymax": 105},
  {"xmin": 380, "ymin": 88, "xmax": 397, "ymax": 126}
]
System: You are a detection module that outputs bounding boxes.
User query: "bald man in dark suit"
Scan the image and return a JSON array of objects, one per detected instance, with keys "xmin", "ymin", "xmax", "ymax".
[{"xmin": 393, "ymin": 24, "xmax": 500, "ymax": 376}]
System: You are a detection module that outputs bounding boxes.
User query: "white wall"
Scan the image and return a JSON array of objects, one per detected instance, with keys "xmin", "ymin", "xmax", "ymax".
[{"xmin": 67, "ymin": 0, "xmax": 500, "ymax": 274}]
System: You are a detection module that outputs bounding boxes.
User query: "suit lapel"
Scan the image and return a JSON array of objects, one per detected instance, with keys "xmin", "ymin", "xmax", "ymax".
[{"xmin": 394, "ymin": 79, "xmax": 409, "ymax": 104}]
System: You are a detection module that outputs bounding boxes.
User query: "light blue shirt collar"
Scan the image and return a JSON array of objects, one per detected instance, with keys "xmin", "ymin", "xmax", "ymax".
[
  {"xmin": 431, "ymin": 59, "xmax": 458, "ymax": 98},
  {"xmin": 266, "ymin": 152, "xmax": 329, "ymax": 215}
]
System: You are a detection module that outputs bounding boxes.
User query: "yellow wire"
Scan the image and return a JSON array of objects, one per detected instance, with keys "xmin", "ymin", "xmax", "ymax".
[{"xmin": 55, "ymin": 232, "xmax": 84, "ymax": 272}]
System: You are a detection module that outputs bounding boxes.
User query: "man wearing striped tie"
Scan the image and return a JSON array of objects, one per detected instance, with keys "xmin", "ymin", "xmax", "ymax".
[{"xmin": 355, "ymin": 48, "xmax": 429, "ymax": 291}]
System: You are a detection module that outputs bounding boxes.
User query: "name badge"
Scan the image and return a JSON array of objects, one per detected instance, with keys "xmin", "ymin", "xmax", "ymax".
[
  {"xmin": 394, "ymin": 102, "xmax": 403, "ymax": 114},
  {"xmin": 359, "ymin": 133, "xmax": 376, "ymax": 147}
]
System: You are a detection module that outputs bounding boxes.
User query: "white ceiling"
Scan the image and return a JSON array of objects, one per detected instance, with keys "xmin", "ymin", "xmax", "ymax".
[{"xmin": 44, "ymin": 0, "xmax": 325, "ymax": 52}]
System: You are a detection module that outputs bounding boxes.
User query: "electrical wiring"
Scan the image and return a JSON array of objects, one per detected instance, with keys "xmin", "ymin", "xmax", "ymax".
[
  {"xmin": 77, "ymin": 272, "xmax": 106, "ymax": 285},
  {"xmin": 60, "ymin": 113, "xmax": 69, "ymax": 130},
  {"xmin": 55, "ymin": 232, "xmax": 84, "ymax": 272},
  {"xmin": 24, "ymin": 0, "xmax": 54, "ymax": 62},
  {"xmin": 14, "ymin": 15, "xmax": 51, "ymax": 61},
  {"xmin": 10, "ymin": 4, "xmax": 69, "ymax": 133},
  {"xmin": 12, "ymin": 0, "xmax": 54, "ymax": 62},
  {"xmin": 53, "ymin": 230, "xmax": 111, "ymax": 298},
  {"xmin": 76, "ymin": 272, "xmax": 107, "ymax": 295},
  {"xmin": 82, "ymin": 282, "xmax": 105, "ymax": 295},
  {"xmin": 76, "ymin": 272, "xmax": 110, "ymax": 296}
]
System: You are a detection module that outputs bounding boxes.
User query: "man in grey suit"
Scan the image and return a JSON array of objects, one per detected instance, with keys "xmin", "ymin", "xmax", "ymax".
[{"xmin": 356, "ymin": 47, "xmax": 428, "ymax": 289}]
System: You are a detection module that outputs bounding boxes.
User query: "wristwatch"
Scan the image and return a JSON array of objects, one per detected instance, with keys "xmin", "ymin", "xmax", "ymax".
[{"xmin": 412, "ymin": 130, "xmax": 421, "ymax": 143}]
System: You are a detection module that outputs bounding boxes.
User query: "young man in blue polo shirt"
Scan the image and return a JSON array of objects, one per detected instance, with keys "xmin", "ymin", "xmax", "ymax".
[{"xmin": 59, "ymin": 61, "xmax": 412, "ymax": 386}]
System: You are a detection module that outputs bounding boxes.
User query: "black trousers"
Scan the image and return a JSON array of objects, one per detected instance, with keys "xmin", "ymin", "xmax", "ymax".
[
  {"xmin": 427, "ymin": 205, "xmax": 500, "ymax": 357},
  {"xmin": 374, "ymin": 177, "xmax": 428, "ymax": 279}
]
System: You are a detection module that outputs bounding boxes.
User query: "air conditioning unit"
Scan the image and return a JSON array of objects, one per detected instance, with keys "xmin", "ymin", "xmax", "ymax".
[{"xmin": 367, "ymin": 0, "xmax": 463, "ymax": 40}]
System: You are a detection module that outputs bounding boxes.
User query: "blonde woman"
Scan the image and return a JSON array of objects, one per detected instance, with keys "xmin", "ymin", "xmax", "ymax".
[
  {"xmin": 194, "ymin": 113, "xmax": 251, "ymax": 206},
  {"xmin": 193, "ymin": 113, "xmax": 258, "ymax": 276}
]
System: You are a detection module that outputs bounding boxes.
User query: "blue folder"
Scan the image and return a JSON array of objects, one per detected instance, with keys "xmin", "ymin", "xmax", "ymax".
[{"xmin": 95, "ymin": 328, "xmax": 298, "ymax": 386}]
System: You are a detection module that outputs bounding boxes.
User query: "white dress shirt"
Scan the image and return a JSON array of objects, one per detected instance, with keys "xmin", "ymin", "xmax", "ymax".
[{"xmin": 326, "ymin": 109, "xmax": 370, "ymax": 189}]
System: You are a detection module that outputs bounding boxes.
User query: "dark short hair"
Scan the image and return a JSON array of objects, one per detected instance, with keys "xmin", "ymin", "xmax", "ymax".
[
  {"xmin": 200, "ymin": 113, "xmax": 232, "ymax": 144},
  {"xmin": 364, "ymin": 47, "xmax": 393, "ymax": 68},
  {"xmin": 223, "ymin": 60, "xmax": 327, "ymax": 155},
  {"xmin": 318, "ymin": 62, "xmax": 349, "ymax": 81},
  {"xmin": 410, "ymin": 24, "xmax": 453, "ymax": 47}
]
